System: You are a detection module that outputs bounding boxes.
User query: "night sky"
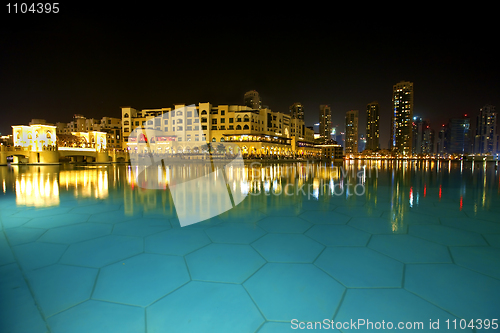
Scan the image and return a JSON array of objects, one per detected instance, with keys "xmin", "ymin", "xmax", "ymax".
[{"xmin": 1, "ymin": 6, "xmax": 498, "ymax": 149}]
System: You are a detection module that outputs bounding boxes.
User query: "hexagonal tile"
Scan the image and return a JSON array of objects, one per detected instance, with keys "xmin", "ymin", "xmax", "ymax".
[
  {"xmin": 205, "ymin": 221, "xmax": 266, "ymax": 244},
  {"xmin": 440, "ymin": 216, "xmax": 500, "ymax": 234},
  {"xmin": 13, "ymin": 242, "xmax": 67, "ymax": 271},
  {"xmin": 217, "ymin": 208, "xmax": 266, "ymax": 223},
  {"xmin": 334, "ymin": 289, "xmax": 468, "ymax": 332},
  {"xmin": 405, "ymin": 264, "xmax": 500, "ymax": 320},
  {"xmin": 449, "ymin": 246, "xmax": 500, "ymax": 279},
  {"xmin": 0, "ymin": 263, "xmax": 46, "ymax": 333},
  {"xmin": 70, "ymin": 202, "xmax": 121, "ymax": 215},
  {"xmin": 38, "ymin": 223, "xmax": 112, "ymax": 244},
  {"xmin": 305, "ymin": 224, "xmax": 371, "ymax": 246},
  {"xmin": 411, "ymin": 206, "xmax": 467, "ymax": 218},
  {"xmin": 169, "ymin": 216, "xmax": 223, "ymax": 229},
  {"xmin": 409, "ymin": 225, "xmax": 487, "ymax": 246},
  {"xmin": 47, "ymin": 300, "xmax": 145, "ymax": 333},
  {"xmin": 257, "ymin": 216, "xmax": 312, "ymax": 233},
  {"xmin": 259, "ymin": 204, "xmax": 304, "ymax": 216},
  {"xmin": 147, "ymin": 281, "xmax": 264, "ymax": 333},
  {"xmin": 112, "ymin": 218, "xmax": 171, "ymax": 237},
  {"xmin": 335, "ymin": 205, "xmax": 383, "ymax": 218},
  {"xmin": 244, "ymin": 263, "xmax": 345, "ymax": 322},
  {"xmin": 348, "ymin": 217, "xmax": 408, "ymax": 234},
  {"xmin": 87, "ymin": 210, "xmax": 141, "ymax": 224},
  {"xmin": 60, "ymin": 235, "xmax": 143, "ymax": 268},
  {"xmin": 186, "ymin": 243, "xmax": 265, "ymax": 283},
  {"xmin": 27, "ymin": 264, "xmax": 98, "ymax": 317},
  {"xmin": 0, "ymin": 233, "xmax": 15, "ymax": 266},
  {"xmin": 145, "ymin": 228, "xmax": 211, "ymax": 256},
  {"xmin": 4, "ymin": 227, "xmax": 47, "ymax": 246},
  {"xmin": 380, "ymin": 211, "xmax": 440, "ymax": 224},
  {"xmin": 315, "ymin": 247, "xmax": 403, "ymax": 288},
  {"xmin": 0, "ymin": 216, "xmax": 31, "ymax": 229},
  {"xmin": 368, "ymin": 234, "xmax": 452, "ymax": 263},
  {"xmin": 93, "ymin": 253, "xmax": 189, "ymax": 306},
  {"xmin": 484, "ymin": 234, "xmax": 500, "ymax": 247},
  {"xmin": 298, "ymin": 210, "xmax": 351, "ymax": 224},
  {"xmin": 12, "ymin": 206, "xmax": 72, "ymax": 218},
  {"xmin": 24, "ymin": 213, "xmax": 90, "ymax": 229},
  {"xmin": 252, "ymin": 234, "xmax": 324, "ymax": 263}
]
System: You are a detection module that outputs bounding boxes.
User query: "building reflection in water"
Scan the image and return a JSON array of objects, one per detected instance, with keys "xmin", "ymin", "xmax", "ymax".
[{"xmin": 3, "ymin": 160, "xmax": 498, "ymax": 231}]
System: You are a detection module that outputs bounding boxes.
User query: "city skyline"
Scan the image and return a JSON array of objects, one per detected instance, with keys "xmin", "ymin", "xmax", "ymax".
[{"xmin": 1, "ymin": 8, "xmax": 499, "ymax": 150}]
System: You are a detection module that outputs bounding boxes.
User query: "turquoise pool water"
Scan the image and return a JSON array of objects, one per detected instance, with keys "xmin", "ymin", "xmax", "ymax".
[{"xmin": 0, "ymin": 160, "xmax": 499, "ymax": 332}]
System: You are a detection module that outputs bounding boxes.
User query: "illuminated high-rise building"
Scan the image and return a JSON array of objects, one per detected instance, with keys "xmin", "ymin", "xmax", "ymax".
[
  {"xmin": 391, "ymin": 81, "xmax": 414, "ymax": 155},
  {"xmin": 244, "ymin": 90, "xmax": 261, "ymax": 110},
  {"xmin": 290, "ymin": 102, "xmax": 304, "ymax": 120},
  {"xmin": 366, "ymin": 101, "xmax": 379, "ymax": 151},
  {"xmin": 474, "ymin": 105, "xmax": 497, "ymax": 154},
  {"xmin": 345, "ymin": 110, "xmax": 358, "ymax": 154},
  {"xmin": 448, "ymin": 116, "xmax": 471, "ymax": 154},
  {"xmin": 319, "ymin": 105, "xmax": 332, "ymax": 141}
]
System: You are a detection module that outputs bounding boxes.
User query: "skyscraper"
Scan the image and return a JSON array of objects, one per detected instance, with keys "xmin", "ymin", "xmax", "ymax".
[
  {"xmin": 290, "ymin": 103, "xmax": 304, "ymax": 120},
  {"xmin": 319, "ymin": 105, "xmax": 332, "ymax": 141},
  {"xmin": 474, "ymin": 105, "xmax": 497, "ymax": 154},
  {"xmin": 244, "ymin": 90, "xmax": 261, "ymax": 109},
  {"xmin": 448, "ymin": 116, "xmax": 471, "ymax": 154},
  {"xmin": 345, "ymin": 110, "xmax": 358, "ymax": 154},
  {"xmin": 391, "ymin": 81, "xmax": 414, "ymax": 155},
  {"xmin": 366, "ymin": 101, "xmax": 379, "ymax": 151},
  {"xmin": 412, "ymin": 117, "xmax": 434, "ymax": 155}
]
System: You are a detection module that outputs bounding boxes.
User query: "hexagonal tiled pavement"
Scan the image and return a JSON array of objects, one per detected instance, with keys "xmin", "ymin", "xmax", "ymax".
[
  {"xmin": 315, "ymin": 247, "xmax": 404, "ymax": 288},
  {"xmin": 252, "ymin": 233, "xmax": 324, "ymax": 263},
  {"xmin": 244, "ymin": 263, "xmax": 345, "ymax": 322},
  {"xmin": 147, "ymin": 281, "xmax": 264, "ymax": 333},
  {"xmin": 27, "ymin": 264, "xmax": 98, "ymax": 317},
  {"xmin": 59, "ymin": 235, "xmax": 143, "ymax": 268},
  {"xmin": 405, "ymin": 264, "xmax": 500, "ymax": 321},
  {"xmin": 93, "ymin": 253, "xmax": 189, "ymax": 306},
  {"xmin": 2, "ymin": 163, "xmax": 500, "ymax": 333},
  {"xmin": 47, "ymin": 300, "xmax": 145, "ymax": 333},
  {"xmin": 186, "ymin": 243, "xmax": 265, "ymax": 283}
]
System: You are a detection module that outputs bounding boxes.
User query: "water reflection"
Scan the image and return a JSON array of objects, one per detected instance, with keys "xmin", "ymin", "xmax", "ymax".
[{"xmin": 1, "ymin": 161, "xmax": 499, "ymax": 230}]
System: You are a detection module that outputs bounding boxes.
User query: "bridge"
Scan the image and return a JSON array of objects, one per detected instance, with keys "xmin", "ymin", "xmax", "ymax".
[{"xmin": 0, "ymin": 146, "xmax": 129, "ymax": 165}]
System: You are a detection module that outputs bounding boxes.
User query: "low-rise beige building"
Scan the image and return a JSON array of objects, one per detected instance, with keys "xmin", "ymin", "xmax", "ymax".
[{"xmin": 122, "ymin": 103, "xmax": 320, "ymax": 157}]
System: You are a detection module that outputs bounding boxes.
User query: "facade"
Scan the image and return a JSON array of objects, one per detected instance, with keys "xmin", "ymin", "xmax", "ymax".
[
  {"xmin": 366, "ymin": 101, "xmax": 380, "ymax": 151},
  {"xmin": 57, "ymin": 115, "xmax": 121, "ymax": 149},
  {"xmin": 448, "ymin": 116, "xmax": 471, "ymax": 154},
  {"xmin": 319, "ymin": 105, "xmax": 332, "ymax": 142},
  {"xmin": 122, "ymin": 103, "xmax": 320, "ymax": 158},
  {"xmin": 316, "ymin": 144, "xmax": 343, "ymax": 160},
  {"xmin": 391, "ymin": 81, "xmax": 414, "ymax": 155},
  {"xmin": 244, "ymin": 90, "xmax": 261, "ymax": 110},
  {"xmin": 474, "ymin": 105, "xmax": 497, "ymax": 154},
  {"xmin": 290, "ymin": 102, "xmax": 304, "ymax": 121},
  {"xmin": 345, "ymin": 110, "xmax": 359, "ymax": 154}
]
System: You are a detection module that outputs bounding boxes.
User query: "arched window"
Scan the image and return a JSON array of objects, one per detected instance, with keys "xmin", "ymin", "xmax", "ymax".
[
  {"xmin": 220, "ymin": 137, "xmax": 225, "ymax": 142},
  {"xmin": 28, "ymin": 133, "xmax": 32, "ymax": 140},
  {"xmin": 201, "ymin": 110, "xmax": 207, "ymax": 115},
  {"xmin": 176, "ymin": 111, "xmax": 183, "ymax": 116},
  {"xmin": 243, "ymin": 125, "xmax": 249, "ymax": 130},
  {"xmin": 124, "ymin": 113, "xmax": 129, "ymax": 118},
  {"xmin": 46, "ymin": 131, "xmax": 51, "ymax": 139},
  {"xmin": 236, "ymin": 125, "xmax": 241, "ymax": 130},
  {"xmin": 212, "ymin": 137, "xmax": 216, "ymax": 142},
  {"xmin": 244, "ymin": 115, "xmax": 249, "ymax": 122},
  {"xmin": 124, "ymin": 121, "xmax": 129, "ymax": 126}
]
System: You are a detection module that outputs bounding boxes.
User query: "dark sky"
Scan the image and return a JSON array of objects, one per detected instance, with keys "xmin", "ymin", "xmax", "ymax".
[{"xmin": 1, "ymin": 6, "xmax": 498, "ymax": 149}]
